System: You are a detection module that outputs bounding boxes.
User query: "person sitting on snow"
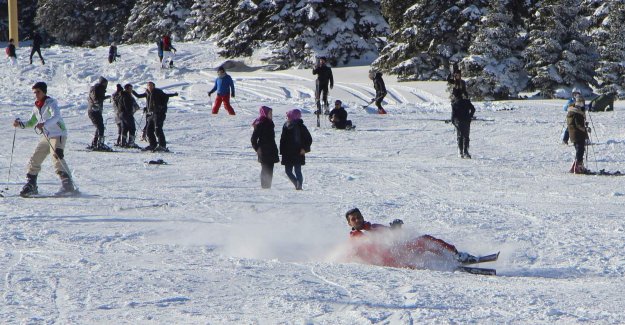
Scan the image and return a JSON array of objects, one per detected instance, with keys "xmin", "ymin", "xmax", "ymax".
[
  {"xmin": 328, "ymin": 100, "xmax": 353, "ymax": 129},
  {"xmin": 345, "ymin": 207, "xmax": 476, "ymax": 268}
]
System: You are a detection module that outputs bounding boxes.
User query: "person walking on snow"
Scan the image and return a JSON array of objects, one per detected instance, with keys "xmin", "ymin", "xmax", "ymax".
[
  {"xmin": 208, "ymin": 66, "xmax": 236, "ymax": 115},
  {"xmin": 369, "ymin": 71, "xmax": 387, "ymax": 114},
  {"xmin": 156, "ymin": 37, "xmax": 164, "ymax": 63},
  {"xmin": 6, "ymin": 38, "xmax": 17, "ymax": 65},
  {"xmin": 280, "ymin": 109, "xmax": 312, "ymax": 190},
  {"xmin": 161, "ymin": 34, "xmax": 176, "ymax": 69},
  {"xmin": 561, "ymin": 88, "xmax": 581, "ymax": 145},
  {"xmin": 108, "ymin": 43, "xmax": 120, "ymax": 64},
  {"xmin": 328, "ymin": 100, "xmax": 353, "ymax": 129},
  {"xmin": 344, "ymin": 208, "xmax": 477, "ymax": 268},
  {"xmin": 87, "ymin": 76, "xmax": 112, "ymax": 151},
  {"xmin": 133, "ymin": 81, "xmax": 178, "ymax": 152},
  {"xmin": 567, "ymin": 95, "xmax": 590, "ymax": 174},
  {"xmin": 251, "ymin": 106, "xmax": 280, "ymax": 189},
  {"xmin": 29, "ymin": 32, "xmax": 45, "ymax": 65},
  {"xmin": 313, "ymin": 56, "xmax": 334, "ymax": 115},
  {"xmin": 12, "ymin": 82, "xmax": 76, "ymax": 197},
  {"xmin": 447, "ymin": 65, "xmax": 475, "ymax": 158}
]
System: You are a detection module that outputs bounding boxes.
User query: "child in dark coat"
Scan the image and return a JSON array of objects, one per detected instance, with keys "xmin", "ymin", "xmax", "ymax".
[
  {"xmin": 280, "ymin": 109, "xmax": 312, "ymax": 190},
  {"xmin": 251, "ymin": 106, "xmax": 280, "ymax": 188}
]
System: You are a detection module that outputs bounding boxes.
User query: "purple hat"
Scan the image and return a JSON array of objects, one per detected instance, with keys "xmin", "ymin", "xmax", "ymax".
[
  {"xmin": 252, "ymin": 106, "xmax": 272, "ymax": 126},
  {"xmin": 286, "ymin": 109, "xmax": 302, "ymax": 121}
]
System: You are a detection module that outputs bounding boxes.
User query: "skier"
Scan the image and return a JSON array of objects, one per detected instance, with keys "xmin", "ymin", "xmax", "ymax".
[
  {"xmin": 133, "ymin": 81, "xmax": 178, "ymax": 152},
  {"xmin": 344, "ymin": 208, "xmax": 477, "ymax": 268},
  {"xmin": 369, "ymin": 71, "xmax": 387, "ymax": 114},
  {"xmin": 161, "ymin": 34, "xmax": 177, "ymax": 69},
  {"xmin": 29, "ymin": 32, "xmax": 45, "ymax": 65},
  {"xmin": 118, "ymin": 84, "xmax": 141, "ymax": 148},
  {"xmin": 12, "ymin": 82, "xmax": 75, "ymax": 197},
  {"xmin": 251, "ymin": 106, "xmax": 280, "ymax": 189},
  {"xmin": 313, "ymin": 56, "xmax": 334, "ymax": 115},
  {"xmin": 561, "ymin": 88, "xmax": 581, "ymax": 145},
  {"xmin": 156, "ymin": 37, "xmax": 163, "ymax": 63},
  {"xmin": 447, "ymin": 65, "xmax": 475, "ymax": 158},
  {"xmin": 111, "ymin": 84, "xmax": 124, "ymax": 146},
  {"xmin": 207, "ymin": 66, "xmax": 236, "ymax": 115},
  {"xmin": 6, "ymin": 38, "xmax": 17, "ymax": 65},
  {"xmin": 328, "ymin": 100, "xmax": 353, "ymax": 129},
  {"xmin": 567, "ymin": 95, "xmax": 589, "ymax": 174},
  {"xmin": 280, "ymin": 109, "xmax": 312, "ymax": 190},
  {"xmin": 108, "ymin": 43, "xmax": 120, "ymax": 64},
  {"xmin": 87, "ymin": 76, "xmax": 112, "ymax": 151}
]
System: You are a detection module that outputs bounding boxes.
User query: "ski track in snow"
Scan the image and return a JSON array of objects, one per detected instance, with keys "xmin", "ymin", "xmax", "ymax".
[{"xmin": 0, "ymin": 41, "xmax": 624, "ymax": 323}]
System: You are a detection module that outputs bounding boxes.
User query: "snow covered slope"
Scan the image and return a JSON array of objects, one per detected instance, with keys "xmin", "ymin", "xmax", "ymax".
[{"xmin": 1, "ymin": 42, "xmax": 624, "ymax": 324}]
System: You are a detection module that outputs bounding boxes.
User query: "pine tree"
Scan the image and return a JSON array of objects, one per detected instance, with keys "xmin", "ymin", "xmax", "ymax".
[
  {"xmin": 523, "ymin": 0, "xmax": 598, "ymax": 97},
  {"xmin": 123, "ymin": 0, "xmax": 193, "ymax": 44},
  {"xmin": 589, "ymin": 0, "xmax": 625, "ymax": 96},
  {"xmin": 373, "ymin": 0, "xmax": 488, "ymax": 81},
  {"xmin": 461, "ymin": 0, "xmax": 528, "ymax": 100},
  {"xmin": 184, "ymin": 0, "xmax": 217, "ymax": 41}
]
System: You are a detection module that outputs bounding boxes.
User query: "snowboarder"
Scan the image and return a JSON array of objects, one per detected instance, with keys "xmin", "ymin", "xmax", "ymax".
[
  {"xmin": 313, "ymin": 56, "xmax": 334, "ymax": 115},
  {"xmin": 108, "ymin": 43, "xmax": 120, "ymax": 64},
  {"xmin": 567, "ymin": 95, "xmax": 589, "ymax": 174},
  {"xmin": 161, "ymin": 34, "xmax": 176, "ymax": 69},
  {"xmin": 561, "ymin": 88, "xmax": 582, "ymax": 145},
  {"xmin": 133, "ymin": 81, "xmax": 178, "ymax": 152},
  {"xmin": 328, "ymin": 100, "xmax": 353, "ymax": 129},
  {"xmin": 207, "ymin": 66, "xmax": 236, "ymax": 115},
  {"xmin": 6, "ymin": 38, "xmax": 17, "ymax": 65},
  {"xmin": 251, "ymin": 106, "xmax": 280, "ymax": 189},
  {"xmin": 29, "ymin": 32, "xmax": 45, "ymax": 65},
  {"xmin": 280, "ymin": 109, "xmax": 312, "ymax": 190},
  {"xmin": 118, "ymin": 84, "xmax": 141, "ymax": 148},
  {"xmin": 87, "ymin": 76, "xmax": 112, "ymax": 151},
  {"xmin": 369, "ymin": 71, "xmax": 387, "ymax": 114},
  {"xmin": 447, "ymin": 65, "xmax": 475, "ymax": 158},
  {"xmin": 12, "ymin": 82, "xmax": 75, "ymax": 197},
  {"xmin": 344, "ymin": 207, "xmax": 477, "ymax": 268}
]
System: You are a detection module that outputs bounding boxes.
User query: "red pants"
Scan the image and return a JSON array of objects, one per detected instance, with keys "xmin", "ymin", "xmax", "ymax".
[{"xmin": 212, "ymin": 94, "xmax": 236, "ymax": 115}]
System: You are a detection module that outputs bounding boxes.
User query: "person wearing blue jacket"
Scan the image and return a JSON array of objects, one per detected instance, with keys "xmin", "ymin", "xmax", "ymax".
[
  {"xmin": 561, "ymin": 88, "xmax": 581, "ymax": 145},
  {"xmin": 208, "ymin": 66, "xmax": 236, "ymax": 115}
]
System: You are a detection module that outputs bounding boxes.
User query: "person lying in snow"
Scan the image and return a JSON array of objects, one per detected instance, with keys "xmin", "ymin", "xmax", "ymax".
[{"xmin": 344, "ymin": 207, "xmax": 476, "ymax": 268}]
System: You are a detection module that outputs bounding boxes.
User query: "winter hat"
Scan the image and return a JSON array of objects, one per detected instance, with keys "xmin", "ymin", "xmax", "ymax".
[
  {"xmin": 335, "ymin": 100, "xmax": 342, "ymax": 106},
  {"xmin": 252, "ymin": 106, "xmax": 272, "ymax": 126},
  {"xmin": 217, "ymin": 66, "xmax": 225, "ymax": 73},
  {"xmin": 286, "ymin": 109, "xmax": 302, "ymax": 122},
  {"xmin": 98, "ymin": 76, "xmax": 108, "ymax": 85},
  {"xmin": 32, "ymin": 81, "xmax": 47, "ymax": 94}
]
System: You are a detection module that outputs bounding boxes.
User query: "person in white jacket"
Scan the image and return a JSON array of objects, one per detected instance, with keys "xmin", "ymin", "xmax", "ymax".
[{"xmin": 13, "ymin": 82, "xmax": 76, "ymax": 197}]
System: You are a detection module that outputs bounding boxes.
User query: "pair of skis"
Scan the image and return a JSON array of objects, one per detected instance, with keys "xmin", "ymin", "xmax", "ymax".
[
  {"xmin": 456, "ymin": 252, "xmax": 499, "ymax": 276},
  {"xmin": 315, "ymin": 101, "xmax": 329, "ymax": 128}
]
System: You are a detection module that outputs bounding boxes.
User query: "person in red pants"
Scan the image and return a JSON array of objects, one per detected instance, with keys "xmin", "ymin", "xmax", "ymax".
[{"xmin": 208, "ymin": 66, "xmax": 236, "ymax": 115}]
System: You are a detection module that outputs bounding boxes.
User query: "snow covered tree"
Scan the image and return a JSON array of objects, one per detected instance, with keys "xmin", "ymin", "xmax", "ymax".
[
  {"xmin": 184, "ymin": 0, "xmax": 217, "ymax": 41},
  {"xmin": 214, "ymin": 0, "xmax": 389, "ymax": 68},
  {"xmin": 123, "ymin": 0, "xmax": 193, "ymax": 44},
  {"xmin": 588, "ymin": 0, "xmax": 625, "ymax": 97},
  {"xmin": 373, "ymin": 0, "xmax": 488, "ymax": 81},
  {"xmin": 523, "ymin": 0, "xmax": 598, "ymax": 97},
  {"xmin": 36, "ymin": 0, "xmax": 135, "ymax": 46},
  {"xmin": 461, "ymin": 0, "xmax": 528, "ymax": 100}
]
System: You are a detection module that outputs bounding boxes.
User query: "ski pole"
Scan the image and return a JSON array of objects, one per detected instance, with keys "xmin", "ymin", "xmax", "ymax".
[
  {"xmin": 36, "ymin": 127, "xmax": 79, "ymax": 191},
  {"xmin": 1, "ymin": 127, "xmax": 17, "ymax": 196}
]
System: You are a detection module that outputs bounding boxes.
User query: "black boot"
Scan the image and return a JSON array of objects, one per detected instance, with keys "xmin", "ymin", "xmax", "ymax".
[
  {"xmin": 20, "ymin": 174, "xmax": 38, "ymax": 197},
  {"xmin": 56, "ymin": 172, "xmax": 76, "ymax": 196},
  {"xmin": 463, "ymin": 138, "xmax": 471, "ymax": 159}
]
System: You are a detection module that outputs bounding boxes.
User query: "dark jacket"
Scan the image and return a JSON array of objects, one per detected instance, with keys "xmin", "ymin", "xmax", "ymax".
[
  {"xmin": 373, "ymin": 72, "xmax": 387, "ymax": 98},
  {"xmin": 88, "ymin": 80, "xmax": 109, "ymax": 112},
  {"xmin": 32, "ymin": 34, "xmax": 42, "ymax": 49},
  {"xmin": 451, "ymin": 98, "xmax": 475, "ymax": 122},
  {"xmin": 7, "ymin": 44, "xmax": 16, "ymax": 57},
  {"xmin": 119, "ymin": 91, "xmax": 139, "ymax": 118},
  {"xmin": 567, "ymin": 107, "xmax": 587, "ymax": 143},
  {"xmin": 251, "ymin": 119, "xmax": 279, "ymax": 164},
  {"xmin": 329, "ymin": 107, "xmax": 349, "ymax": 129},
  {"xmin": 134, "ymin": 88, "xmax": 177, "ymax": 114},
  {"xmin": 280, "ymin": 119, "xmax": 312, "ymax": 166},
  {"xmin": 313, "ymin": 65, "xmax": 334, "ymax": 88},
  {"xmin": 447, "ymin": 74, "xmax": 469, "ymax": 102}
]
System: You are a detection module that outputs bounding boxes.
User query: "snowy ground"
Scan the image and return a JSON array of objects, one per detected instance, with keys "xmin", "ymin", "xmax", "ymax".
[{"xmin": 1, "ymin": 41, "xmax": 624, "ymax": 324}]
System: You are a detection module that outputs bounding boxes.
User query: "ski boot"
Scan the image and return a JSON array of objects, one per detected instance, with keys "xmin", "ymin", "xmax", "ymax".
[
  {"xmin": 378, "ymin": 108, "xmax": 387, "ymax": 114},
  {"xmin": 153, "ymin": 146, "xmax": 170, "ymax": 152},
  {"xmin": 55, "ymin": 172, "xmax": 77, "ymax": 196},
  {"xmin": 457, "ymin": 252, "xmax": 478, "ymax": 264},
  {"xmin": 463, "ymin": 150, "xmax": 471, "ymax": 159},
  {"xmin": 19, "ymin": 174, "xmax": 38, "ymax": 197}
]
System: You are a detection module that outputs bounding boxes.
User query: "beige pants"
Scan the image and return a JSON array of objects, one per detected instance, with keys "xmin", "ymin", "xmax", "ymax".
[{"xmin": 27, "ymin": 136, "xmax": 71, "ymax": 177}]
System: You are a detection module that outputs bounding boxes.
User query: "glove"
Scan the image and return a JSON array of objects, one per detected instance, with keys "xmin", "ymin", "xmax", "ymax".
[
  {"xmin": 586, "ymin": 127, "xmax": 591, "ymax": 134},
  {"xmin": 371, "ymin": 98, "xmax": 376, "ymax": 102},
  {"xmin": 174, "ymin": 92, "xmax": 179, "ymax": 96},
  {"xmin": 232, "ymin": 93, "xmax": 235, "ymax": 98},
  {"xmin": 208, "ymin": 91, "xmax": 213, "ymax": 96},
  {"xmin": 389, "ymin": 219, "xmax": 403, "ymax": 229}
]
